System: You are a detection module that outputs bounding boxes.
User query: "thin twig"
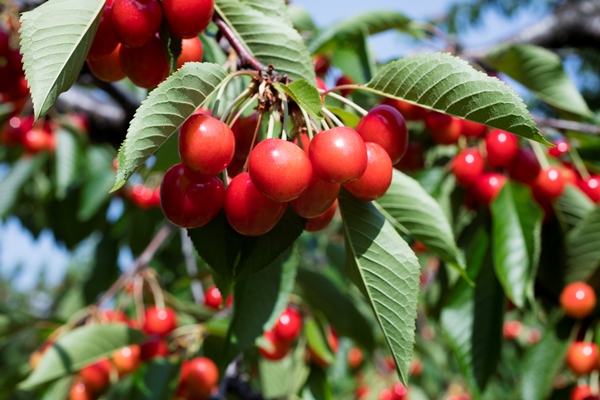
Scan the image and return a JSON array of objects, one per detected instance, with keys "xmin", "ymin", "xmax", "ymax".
[
  {"xmin": 533, "ymin": 115, "xmax": 600, "ymax": 135},
  {"xmin": 180, "ymin": 228, "xmax": 205, "ymax": 305},
  {"xmin": 213, "ymin": 14, "xmax": 267, "ymax": 72}
]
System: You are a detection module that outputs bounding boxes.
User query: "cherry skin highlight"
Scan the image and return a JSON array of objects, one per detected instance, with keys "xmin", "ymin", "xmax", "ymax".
[
  {"xmin": 578, "ymin": 176, "xmax": 600, "ymax": 203},
  {"xmin": 309, "ymin": 127, "xmax": 367, "ymax": 184},
  {"xmin": 306, "ymin": 200, "xmax": 338, "ymax": 232},
  {"xmin": 485, "ymin": 129, "xmax": 519, "ymax": 168},
  {"xmin": 508, "ymin": 148, "xmax": 541, "ymax": 184},
  {"xmin": 344, "ymin": 142, "xmax": 393, "ymax": 201},
  {"xmin": 549, "ymin": 139, "xmax": 570, "ymax": 158},
  {"xmin": 473, "ymin": 173, "xmax": 507, "ymax": 206},
  {"xmin": 560, "ymin": 282, "xmax": 596, "ymax": 319},
  {"xmin": 425, "ymin": 112, "xmax": 462, "ymax": 145},
  {"xmin": 119, "ymin": 36, "xmax": 169, "ymax": 88},
  {"xmin": 176, "ymin": 37, "xmax": 203, "ymax": 69},
  {"xmin": 355, "ymin": 105, "xmax": 408, "ymax": 164},
  {"xmin": 185, "ymin": 357, "xmax": 219, "ymax": 398},
  {"xmin": 566, "ymin": 342, "xmax": 599, "ymax": 375},
  {"xmin": 204, "ymin": 285, "xmax": 223, "ymax": 310},
  {"xmin": 143, "ymin": 306, "xmax": 177, "ymax": 337},
  {"xmin": 162, "ymin": 0, "xmax": 214, "ymax": 39},
  {"xmin": 452, "ymin": 148, "xmax": 485, "ymax": 188},
  {"xmin": 290, "ymin": 172, "xmax": 340, "ymax": 218},
  {"xmin": 111, "ymin": 0, "xmax": 162, "ymax": 48},
  {"xmin": 532, "ymin": 167, "xmax": 566, "ymax": 201},
  {"xmin": 273, "ymin": 308, "xmax": 302, "ymax": 343},
  {"xmin": 69, "ymin": 381, "xmax": 94, "ymax": 400},
  {"xmin": 112, "ymin": 345, "xmax": 141, "ymax": 375}
]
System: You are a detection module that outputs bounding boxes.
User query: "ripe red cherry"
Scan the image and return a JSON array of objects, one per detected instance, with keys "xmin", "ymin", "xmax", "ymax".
[
  {"xmin": 290, "ymin": 172, "xmax": 340, "ymax": 218},
  {"xmin": 335, "ymin": 75, "xmax": 354, "ymax": 97},
  {"xmin": 578, "ymin": 176, "xmax": 600, "ymax": 203},
  {"xmin": 502, "ymin": 320, "xmax": 523, "ymax": 340},
  {"xmin": 549, "ymin": 139, "xmax": 570, "ymax": 158},
  {"xmin": 313, "ymin": 55, "xmax": 330, "ymax": 76},
  {"xmin": 141, "ymin": 337, "xmax": 170, "ymax": 360},
  {"xmin": 393, "ymin": 142, "xmax": 424, "ymax": 172},
  {"xmin": 508, "ymin": 148, "xmax": 541, "ymax": 184},
  {"xmin": 571, "ymin": 385, "xmax": 596, "ymax": 400},
  {"xmin": 306, "ymin": 200, "xmax": 338, "ymax": 232},
  {"xmin": 162, "ymin": 0, "xmax": 214, "ymax": 39},
  {"xmin": 23, "ymin": 127, "xmax": 51, "ymax": 154},
  {"xmin": 473, "ymin": 173, "xmax": 507, "ymax": 206},
  {"xmin": 566, "ymin": 342, "xmax": 599, "ymax": 375},
  {"xmin": 87, "ymin": 44, "xmax": 126, "ymax": 82},
  {"xmin": 355, "ymin": 105, "xmax": 408, "ymax": 164},
  {"xmin": 232, "ymin": 113, "xmax": 259, "ymax": 160},
  {"xmin": 248, "ymin": 139, "xmax": 313, "ymax": 202},
  {"xmin": 382, "ymin": 98, "xmax": 429, "ymax": 121},
  {"xmin": 112, "ymin": 345, "xmax": 141, "ymax": 375},
  {"xmin": 344, "ymin": 142, "xmax": 393, "ymax": 201},
  {"xmin": 69, "ymin": 381, "xmax": 94, "ymax": 400},
  {"xmin": 485, "ymin": 129, "xmax": 519, "ymax": 167},
  {"xmin": 176, "ymin": 37, "xmax": 203, "ymax": 69},
  {"xmin": 111, "ymin": 0, "xmax": 162, "ymax": 48},
  {"xmin": 224, "ymin": 172, "xmax": 287, "ymax": 236},
  {"xmin": 179, "ymin": 114, "xmax": 235, "ymax": 176},
  {"xmin": 452, "ymin": 148, "xmax": 485, "ymax": 188},
  {"xmin": 347, "ymin": 346, "xmax": 363, "ymax": 369},
  {"xmin": 143, "ymin": 306, "xmax": 177, "ymax": 336},
  {"xmin": 204, "ymin": 285, "xmax": 223, "ymax": 310},
  {"xmin": 1, "ymin": 115, "xmax": 33, "ymax": 146},
  {"xmin": 160, "ymin": 164, "xmax": 225, "ymax": 228},
  {"xmin": 185, "ymin": 357, "xmax": 219, "ymax": 398},
  {"xmin": 274, "ymin": 308, "xmax": 302, "ymax": 342},
  {"xmin": 316, "ymin": 77, "xmax": 327, "ymax": 92},
  {"xmin": 87, "ymin": 6, "xmax": 119, "ymax": 60},
  {"xmin": 392, "ymin": 382, "xmax": 408, "ymax": 399},
  {"xmin": 532, "ymin": 167, "xmax": 566, "ymax": 201},
  {"xmin": 560, "ymin": 282, "xmax": 596, "ymax": 319},
  {"xmin": 309, "ymin": 127, "xmax": 367, "ymax": 184},
  {"xmin": 425, "ymin": 112, "xmax": 462, "ymax": 145},
  {"xmin": 119, "ymin": 35, "xmax": 169, "ymax": 88},
  {"xmin": 79, "ymin": 358, "xmax": 112, "ymax": 393},
  {"xmin": 460, "ymin": 119, "xmax": 487, "ymax": 138},
  {"xmin": 259, "ymin": 330, "xmax": 292, "ymax": 361}
]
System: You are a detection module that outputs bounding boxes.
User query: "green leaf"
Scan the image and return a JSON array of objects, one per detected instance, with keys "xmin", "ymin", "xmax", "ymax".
[
  {"xmin": 555, "ymin": 184, "xmax": 595, "ymax": 230},
  {"xmin": 565, "ymin": 205, "xmax": 600, "ymax": 283},
  {"xmin": 324, "ymin": 106, "xmax": 360, "ymax": 128},
  {"xmin": 331, "ymin": 28, "xmax": 375, "ymax": 84},
  {"xmin": 78, "ymin": 145, "xmax": 115, "ymax": 221},
  {"xmin": 376, "ymin": 170, "xmax": 467, "ymax": 275},
  {"xmin": 259, "ymin": 342, "xmax": 311, "ymax": 398},
  {"xmin": 0, "ymin": 154, "xmax": 47, "ymax": 217},
  {"xmin": 485, "ymin": 44, "xmax": 593, "ymax": 119},
  {"xmin": 113, "ymin": 62, "xmax": 227, "ymax": 191},
  {"xmin": 304, "ymin": 317, "xmax": 335, "ymax": 366},
  {"xmin": 287, "ymin": 4, "xmax": 317, "ymax": 33},
  {"xmin": 302, "ymin": 367, "xmax": 333, "ymax": 400},
  {"xmin": 490, "ymin": 182, "xmax": 542, "ymax": 308},
  {"xmin": 130, "ymin": 359, "xmax": 181, "ymax": 400},
  {"xmin": 54, "ymin": 129, "xmax": 81, "ymax": 199},
  {"xmin": 19, "ymin": 0, "xmax": 105, "ymax": 120},
  {"xmin": 215, "ymin": 0, "xmax": 315, "ymax": 82},
  {"xmin": 20, "ymin": 324, "xmax": 145, "ymax": 389},
  {"xmin": 366, "ymin": 53, "xmax": 547, "ymax": 144},
  {"xmin": 42, "ymin": 376, "xmax": 73, "ymax": 400},
  {"xmin": 276, "ymin": 80, "xmax": 323, "ymax": 120},
  {"xmin": 339, "ymin": 190, "xmax": 420, "ymax": 385},
  {"xmin": 199, "ymin": 33, "xmax": 226, "ymax": 65}
]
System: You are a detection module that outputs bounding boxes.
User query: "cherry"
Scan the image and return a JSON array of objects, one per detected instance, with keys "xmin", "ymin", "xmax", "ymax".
[
  {"xmin": 100, "ymin": 309, "xmax": 128, "ymax": 323},
  {"xmin": 532, "ymin": 167, "xmax": 566, "ymax": 201},
  {"xmin": 485, "ymin": 129, "xmax": 519, "ymax": 167},
  {"xmin": 176, "ymin": 37, "xmax": 203, "ymax": 69},
  {"xmin": 508, "ymin": 148, "xmax": 541, "ymax": 184},
  {"xmin": 69, "ymin": 381, "xmax": 94, "ymax": 400},
  {"xmin": 79, "ymin": 358, "xmax": 112, "ymax": 393},
  {"xmin": 452, "ymin": 148, "xmax": 485, "ymax": 188},
  {"xmin": 274, "ymin": 307, "xmax": 302, "ymax": 343},
  {"xmin": 355, "ymin": 105, "xmax": 408, "ymax": 164},
  {"xmin": 347, "ymin": 346, "xmax": 363, "ymax": 369},
  {"xmin": 23, "ymin": 127, "xmax": 51, "ymax": 154},
  {"xmin": 578, "ymin": 176, "xmax": 600, "ymax": 203},
  {"xmin": 410, "ymin": 359, "xmax": 423, "ymax": 376},
  {"xmin": 232, "ymin": 113, "xmax": 259, "ymax": 160},
  {"xmin": 425, "ymin": 112, "xmax": 462, "ymax": 145},
  {"xmin": 224, "ymin": 172, "xmax": 287, "ymax": 236},
  {"xmin": 313, "ymin": 55, "xmax": 330, "ymax": 76},
  {"xmin": 112, "ymin": 345, "xmax": 141, "ymax": 375},
  {"xmin": 473, "ymin": 173, "xmax": 507, "ymax": 206},
  {"xmin": 561, "ymin": 165, "xmax": 578, "ymax": 186},
  {"xmin": 393, "ymin": 142, "xmax": 424, "ymax": 172},
  {"xmin": 571, "ymin": 385, "xmax": 596, "ymax": 400},
  {"xmin": 160, "ymin": 163, "xmax": 225, "ymax": 228},
  {"xmin": 0, "ymin": 30, "xmax": 9, "ymax": 57},
  {"xmin": 249, "ymin": 138, "xmax": 313, "ymax": 202},
  {"xmin": 162, "ymin": 0, "xmax": 214, "ymax": 39},
  {"xmin": 379, "ymin": 388, "xmax": 394, "ymax": 400},
  {"xmin": 566, "ymin": 342, "xmax": 599, "ymax": 375},
  {"xmin": 204, "ymin": 285, "xmax": 223, "ymax": 310},
  {"xmin": 88, "ymin": 6, "xmax": 119, "ymax": 60},
  {"xmin": 305, "ymin": 199, "xmax": 338, "ymax": 232},
  {"xmin": 356, "ymin": 385, "xmax": 370, "ymax": 400},
  {"xmin": 143, "ymin": 306, "xmax": 177, "ymax": 337},
  {"xmin": 309, "ymin": 127, "xmax": 367, "ymax": 184},
  {"xmin": 87, "ymin": 44, "xmax": 126, "ymax": 83},
  {"xmin": 185, "ymin": 357, "xmax": 219, "ymax": 398},
  {"xmin": 560, "ymin": 282, "xmax": 596, "ymax": 319},
  {"xmin": 316, "ymin": 77, "xmax": 327, "ymax": 92},
  {"xmin": 179, "ymin": 114, "xmax": 235, "ymax": 176},
  {"xmin": 129, "ymin": 183, "xmax": 154, "ymax": 208},
  {"xmin": 259, "ymin": 330, "xmax": 292, "ymax": 361},
  {"xmin": 460, "ymin": 119, "xmax": 487, "ymax": 138},
  {"xmin": 111, "ymin": 0, "xmax": 162, "ymax": 48},
  {"xmin": 290, "ymin": 172, "xmax": 340, "ymax": 218},
  {"xmin": 335, "ymin": 75, "xmax": 354, "ymax": 97},
  {"xmin": 1, "ymin": 115, "xmax": 33, "ymax": 146},
  {"xmin": 119, "ymin": 35, "xmax": 169, "ymax": 88},
  {"xmin": 382, "ymin": 98, "xmax": 429, "ymax": 121},
  {"xmin": 344, "ymin": 142, "xmax": 393, "ymax": 201},
  {"xmin": 549, "ymin": 139, "xmax": 570, "ymax": 158},
  {"xmin": 141, "ymin": 337, "xmax": 170, "ymax": 360},
  {"xmin": 392, "ymin": 382, "xmax": 408, "ymax": 399},
  {"xmin": 502, "ymin": 320, "xmax": 523, "ymax": 340}
]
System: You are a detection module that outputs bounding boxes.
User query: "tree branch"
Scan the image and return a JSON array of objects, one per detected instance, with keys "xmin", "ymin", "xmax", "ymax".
[
  {"xmin": 533, "ymin": 114, "xmax": 600, "ymax": 135},
  {"xmin": 212, "ymin": 14, "xmax": 267, "ymax": 72}
]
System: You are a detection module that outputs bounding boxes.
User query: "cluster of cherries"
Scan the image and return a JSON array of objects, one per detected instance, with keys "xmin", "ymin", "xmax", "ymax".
[
  {"xmin": 0, "ymin": 28, "xmax": 29, "ymax": 107},
  {"xmin": 85, "ymin": 0, "xmax": 210, "ymax": 87},
  {"xmin": 126, "ymin": 183, "xmax": 161, "ymax": 209},
  {"xmin": 160, "ymin": 101, "xmax": 409, "ymax": 236},
  {"xmin": 0, "ymin": 114, "xmax": 56, "ymax": 153}
]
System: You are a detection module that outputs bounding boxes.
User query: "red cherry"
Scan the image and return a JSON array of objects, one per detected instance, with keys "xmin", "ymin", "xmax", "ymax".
[
  {"xmin": 140, "ymin": 337, "xmax": 170, "ymax": 360},
  {"xmin": 23, "ymin": 128, "xmax": 50, "ymax": 154},
  {"xmin": 382, "ymin": 98, "xmax": 429, "ymax": 121},
  {"xmin": 508, "ymin": 148, "xmax": 541, "ymax": 184},
  {"xmin": 0, "ymin": 30, "xmax": 9, "ymax": 58},
  {"xmin": 460, "ymin": 119, "xmax": 487, "ymax": 138},
  {"xmin": 316, "ymin": 77, "xmax": 327, "ymax": 92},
  {"xmin": 425, "ymin": 112, "xmax": 462, "ymax": 145},
  {"xmin": 532, "ymin": 167, "xmax": 566, "ymax": 201},
  {"xmin": 473, "ymin": 173, "xmax": 507, "ymax": 206},
  {"xmin": 119, "ymin": 36, "xmax": 169, "ymax": 88},
  {"xmin": 379, "ymin": 388, "xmax": 394, "ymax": 400},
  {"xmin": 204, "ymin": 285, "xmax": 223, "ymax": 310},
  {"xmin": 176, "ymin": 37, "xmax": 203, "ymax": 69},
  {"xmin": 274, "ymin": 308, "xmax": 302, "ymax": 343},
  {"xmin": 259, "ymin": 330, "xmax": 292, "ymax": 361},
  {"xmin": 305, "ymin": 199, "xmax": 338, "ymax": 232},
  {"xmin": 1, "ymin": 115, "xmax": 33, "ymax": 146},
  {"xmin": 129, "ymin": 184, "xmax": 154, "ymax": 208},
  {"xmin": 111, "ymin": 0, "xmax": 162, "ymax": 48},
  {"xmin": 410, "ymin": 359, "xmax": 423, "ymax": 376},
  {"xmin": 335, "ymin": 75, "xmax": 354, "ymax": 97},
  {"xmin": 502, "ymin": 320, "xmax": 523, "ymax": 340},
  {"xmin": 571, "ymin": 385, "xmax": 596, "ymax": 400},
  {"xmin": 149, "ymin": 186, "xmax": 160, "ymax": 207},
  {"xmin": 347, "ymin": 346, "xmax": 363, "ymax": 369},
  {"xmin": 69, "ymin": 381, "xmax": 94, "ymax": 400},
  {"xmin": 578, "ymin": 176, "xmax": 600, "ymax": 203},
  {"xmin": 143, "ymin": 306, "xmax": 177, "ymax": 337},
  {"xmin": 79, "ymin": 358, "xmax": 112, "ymax": 393},
  {"xmin": 452, "ymin": 148, "xmax": 485, "ymax": 188},
  {"xmin": 561, "ymin": 166, "xmax": 578, "ymax": 186},
  {"xmin": 393, "ymin": 142, "xmax": 424, "ymax": 172},
  {"xmin": 185, "ymin": 357, "xmax": 219, "ymax": 398},
  {"xmin": 356, "ymin": 385, "xmax": 370, "ymax": 399},
  {"xmin": 160, "ymin": 163, "xmax": 225, "ymax": 228},
  {"xmin": 290, "ymin": 172, "xmax": 340, "ymax": 218},
  {"xmin": 485, "ymin": 129, "xmax": 519, "ymax": 167},
  {"xmin": 392, "ymin": 382, "xmax": 408, "ymax": 399},
  {"xmin": 224, "ymin": 172, "xmax": 287, "ymax": 236},
  {"xmin": 162, "ymin": 0, "xmax": 214, "ymax": 39},
  {"xmin": 87, "ymin": 6, "xmax": 119, "ymax": 60},
  {"xmin": 549, "ymin": 139, "xmax": 570, "ymax": 158},
  {"xmin": 232, "ymin": 113, "xmax": 259, "ymax": 160},
  {"xmin": 178, "ymin": 114, "xmax": 235, "ymax": 176},
  {"xmin": 355, "ymin": 105, "xmax": 408, "ymax": 164},
  {"xmin": 112, "ymin": 345, "xmax": 141, "ymax": 376},
  {"xmin": 313, "ymin": 55, "xmax": 330, "ymax": 76},
  {"xmin": 87, "ymin": 44, "xmax": 126, "ymax": 82},
  {"xmin": 560, "ymin": 282, "xmax": 596, "ymax": 319},
  {"xmin": 344, "ymin": 142, "xmax": 393, "ymax": 201},
  {"xmin": 100, "ymin": 309, "xmax": 128, "ymax": 323},
  {"xmin": 249, "ymin": 138, "xmax": 313, "ymax": 202},
  {"xmin": 566, "ymin": 342, "xmax": 599, "ymax": 375},
  {"xmin": 309, "ymin": 127, "xmax": 367, "ymax": 184}
]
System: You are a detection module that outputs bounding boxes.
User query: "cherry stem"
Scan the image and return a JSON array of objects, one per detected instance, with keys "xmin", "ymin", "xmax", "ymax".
[
  {"xmin": 321, "ymin": 118, "xmax": 331, "ymax": 131},
  {"xmin": 325, "ymin": 92, "xmax": 368, "ymax": 116},
  {"xmin": 591, "ymin": 370, "xmax": 599, "ymax": 395},
  {"xmin": 243, "ymin": 111, "xmax": 264, "ymax": 173},
  {"xmin": 134, "ymin": 275, "xmax": 145, "ymax": 324},
  {"xmin": 281, "ymin": 98, "xmax": 289, "ymax": 140},
  {"xmin": 321, "ymin": 107, "xmax": 345, "ymax": 127},
  {"xmin": 221, "ymin": 168, "xmax": 229, "ymax": 189},
  {"xmin": 212, "ymin": 71, "xmax": 254, "ymax": 118},
  {"xmin": 530, "ymin": 142, "xmax": 550, "ymax": 170},
  {"xmin": 180, "ymin": 228, "xmax": 205, "ymax": 305},
  {"xmin": 300, "ymin": 107, "xmax": 314, "ymax": 140},
  {"xmin": 229, "ymin": 93, "xmax": 259, "ymax": 128},
  {"xmin": 568, "ymin": 144, "xmax": 591, "ymax": 180},
  {"xmin": 322, "ymin": 84, "xmax": 361, "ymax": 96},
  {"xmin": 267, "ymin": 113, "xmax": 276, "ymax": 139},
  {"xmin": 221, "ymin": 88, "xmax": 252, "ymax": 123},
  {"xmin": 147, "ymin": 272, "xmax": 166, "ymax": 310},
  {"xmin": 533, "ymin": 115, "xmax": 600, "ymax": 135},
  {"xmin": 213, "ymin": 14, "xmax": 267, "ymax": 72}
]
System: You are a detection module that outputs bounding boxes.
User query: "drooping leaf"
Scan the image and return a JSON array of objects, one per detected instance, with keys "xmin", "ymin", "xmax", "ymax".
[
  {"xmin": 199, "ymin": 33, "xmax": 227, "ymax": 65},
  {"xmin": 485, "ymin": 44, "xmax": 593, "ymax": 119},
  {"xmin": 565, "ymin": 205, "xmax": 600, "ymax": 283},
  {"xmin": 339, "ymin": 190, "xmax": 420, "ymax": 385},
  {"xmin": 490, "ymin": 182, "xmax": 542, "ymax": 308},
  {"xmin": 130, "ymin": 359, "xmax": 181, "ymax": 400},
  {"xmin": 19, "ymin": 0, "xmax": 105, "ymax": 119},
  {"xmin": 214, "ymin": 0, "xmax": 315, "ymax": 82},
  {"xmin": 276, "ymin": 80, "xmax": 323, "ymax": 120},
  {"xmin": 302, "ymin": 367, "xmax": 333, "ymax": 400},
  {"xmin": 42, "ymin": 376, "xmax": 73, "ymax": 400},
  {"xmin": 20, "ymin": 324, "xmax": 145, "ymax": 389},
  {"xmin": 54, "ymin": 128, "xmax": 81, "ymax": 199},
  {"xmin": 304, "ymin": 317, "xmax": 335, "ymax": 366},
  {"xmin": 366, "ymin": 53, "xmax": 546, "ymax": 144},
  {"xmin": 113, "ymin": 62, "xmax": 227, "ymax": 191},
  {"xmin": 555, "ymin": 184, "xmax": 595, "ymax": 230},
  {"xmin": 259, "ymin": 341, "xmax": 310, "ymax": 399},
  {"xmin": 0, "ymin": 153, "xmax": 47, "ymax": 217},
  {"xmin": 78, "ymin": 145, "xmax": 115, "ymax": 221}
]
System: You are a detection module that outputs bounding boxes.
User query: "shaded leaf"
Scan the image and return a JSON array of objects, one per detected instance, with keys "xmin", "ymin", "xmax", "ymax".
[
  {"xmin": 0, "ymin": 153, "xmax": 47, "ymax": 217},
  {"xmin": 130, "ymin": 359, "xmax": 181, "ymax": 400},
  {"xmin": 565, "ymin": 205, "xmax": 600, "ymax": 283},
  {"xmin": 555, "ymin": 184, "xmax": 595, "ymax": 230},
  {"xmin": 42, "ymin": 376, "xmax": 73, "ymax": 400},
  {"xmin": 54, "ymin": 128, "xmax": 81, "ymax": 199},
  {"xmin": 259, "ymin": 341, "xmax": 310, "ymax": 398},
  {"xmin": 304, "ymin": 317, "xmax": 335, "ymax": 366},
  {"xmin": 78, "ymin": 145, "xmax": 115, "ymax": 221},
  {"xmin": 331, "ymin": 28, "xmax": 374, "ymax": 84}
]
